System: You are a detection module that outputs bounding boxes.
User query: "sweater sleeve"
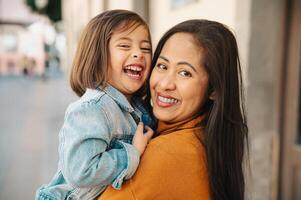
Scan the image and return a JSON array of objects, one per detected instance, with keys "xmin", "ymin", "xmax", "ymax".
[{"xmin": 99, "ymin": 133, "xmax": 211, "ymax": 200}]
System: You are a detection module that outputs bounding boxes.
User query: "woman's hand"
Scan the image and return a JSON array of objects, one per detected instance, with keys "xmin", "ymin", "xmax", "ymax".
[{"xmin": 133, "ymin": 122, "xmax": 154, "ymax": 155}]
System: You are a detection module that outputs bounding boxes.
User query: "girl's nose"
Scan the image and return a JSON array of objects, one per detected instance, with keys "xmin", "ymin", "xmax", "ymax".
[
  {"xmin": 132, "ymin": 53, "xmax": 142, "ymax": 59},
  {"xmin": 131, "ymin": 50, "xmax": 143, "ymax": 60}
]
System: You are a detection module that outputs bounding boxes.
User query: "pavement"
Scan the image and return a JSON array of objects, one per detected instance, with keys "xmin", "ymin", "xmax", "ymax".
[{"xmin": 0, "ymin": 75, "xmax": 77, "ymax": 200}]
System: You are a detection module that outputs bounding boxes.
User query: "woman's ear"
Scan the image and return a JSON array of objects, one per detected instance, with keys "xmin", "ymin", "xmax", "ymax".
[{"xmin": 209, "ymin": 91, "xmax": 216, "ymax": 100}]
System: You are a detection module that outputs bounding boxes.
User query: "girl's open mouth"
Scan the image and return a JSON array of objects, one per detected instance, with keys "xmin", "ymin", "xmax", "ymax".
[{"xmin": 123, "ymin": 65, "xmax": 143, "ymax": 79}]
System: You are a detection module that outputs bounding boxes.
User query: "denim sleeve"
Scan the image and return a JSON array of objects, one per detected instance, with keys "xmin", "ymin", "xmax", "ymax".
[
  {"xmin": 110, "ymin": 141, "xmax": 140, "ymax": 189},
  {"xmin": 59, "ymin": 101, "xmax": 140, "ymax": 188}
]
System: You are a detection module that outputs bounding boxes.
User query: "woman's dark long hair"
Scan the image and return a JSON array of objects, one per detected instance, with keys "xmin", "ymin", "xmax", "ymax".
[{"xmin": 148, "ymin": 20, "xmax": 249, "ymax": 200}]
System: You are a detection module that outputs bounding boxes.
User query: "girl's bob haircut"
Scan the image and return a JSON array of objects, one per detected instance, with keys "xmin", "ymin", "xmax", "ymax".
[{"xmin": 70, "ymin": 9, "xmax": 151, "ymax": 97}]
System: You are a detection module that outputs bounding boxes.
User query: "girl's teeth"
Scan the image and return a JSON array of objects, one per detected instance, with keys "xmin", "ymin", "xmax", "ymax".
[
  {"xmin": 125, "ymin": 65, "xmax": 142, "ymax": 71},
  {"xmin": 158, "ymin": 96, "xmax": 178, "ymax": 104}
]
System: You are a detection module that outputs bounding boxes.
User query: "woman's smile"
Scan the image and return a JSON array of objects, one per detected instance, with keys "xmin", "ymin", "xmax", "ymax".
[{"xmin": 155, "ymin": 92, "xmax": 179, "ymax": 108}]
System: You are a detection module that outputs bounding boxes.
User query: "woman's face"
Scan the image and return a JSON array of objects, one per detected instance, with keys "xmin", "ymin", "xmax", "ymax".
[{"xmin": 150, "ymin": 33, "xmax": 209, "ymax": 123}]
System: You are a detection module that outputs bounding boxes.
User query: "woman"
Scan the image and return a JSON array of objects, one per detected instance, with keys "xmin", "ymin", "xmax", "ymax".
[{"xmin": 99, "ymin": 19, "xmax": 249, "ymax": 200}]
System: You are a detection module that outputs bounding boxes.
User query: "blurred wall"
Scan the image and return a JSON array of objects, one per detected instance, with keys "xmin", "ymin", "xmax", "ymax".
[
  {"xmin": 246, "ymin": 0, "xmax": 287, "ymax": 199},
  {"xmin": 149, "ymin": 0, "xmax": 237, "ymax": 44}
]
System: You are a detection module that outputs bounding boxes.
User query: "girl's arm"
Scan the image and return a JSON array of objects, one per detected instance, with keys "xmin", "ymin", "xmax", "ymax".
[{"xmin": 59, "ymin": 101, "xmax": 140, "ymax": 188}]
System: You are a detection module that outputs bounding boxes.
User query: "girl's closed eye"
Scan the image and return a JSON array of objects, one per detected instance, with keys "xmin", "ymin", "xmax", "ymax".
[
  {"xmin": 141, "ymin": 47, "xmax": 152, "ymax": 53},
  {"xmin": 179, "ymin": 70, "xmax": 192, "ymax": 77},
  {"xmin": 118, "ymin": 44, "xmax": 131, "ymax": 49}
]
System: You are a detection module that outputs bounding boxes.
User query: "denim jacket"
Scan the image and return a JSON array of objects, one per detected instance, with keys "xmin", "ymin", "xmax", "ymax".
[{"xmin": 36, "ymin": 85, "xmax": 155, "ymax": 200}]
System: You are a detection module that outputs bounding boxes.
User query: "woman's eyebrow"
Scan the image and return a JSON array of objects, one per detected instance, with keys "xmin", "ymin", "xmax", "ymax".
[
  {"xmin": 178, "ymin": 61, "xmax": 197, "ymax": 72},
  {"xmin": 158, "ymin": 55, "xmax": 169, "ymax": 62},
  {"xmin": 159, "ymin": 56, "xmax": 197, "ymax": 72}
]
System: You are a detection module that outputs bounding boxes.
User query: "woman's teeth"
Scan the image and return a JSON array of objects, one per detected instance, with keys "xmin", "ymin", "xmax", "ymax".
[{"xmin": 158, "ymin": 96, "xmax": 178, "ymax": 104}]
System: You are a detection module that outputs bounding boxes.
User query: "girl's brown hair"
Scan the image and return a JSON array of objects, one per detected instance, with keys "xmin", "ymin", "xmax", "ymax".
[{"xmin": 70, "ymin": 9, "xmax": 150, "ymax": 97}]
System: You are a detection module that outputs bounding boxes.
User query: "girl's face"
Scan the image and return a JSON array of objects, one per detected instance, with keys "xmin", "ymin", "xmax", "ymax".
[
  {"xmin": 108, "ymin": 24, "xmax": 152, "ymax": 100},
  {"xmin": 150, "ymin": 33, "xmax": 209, "ymax": 123}
]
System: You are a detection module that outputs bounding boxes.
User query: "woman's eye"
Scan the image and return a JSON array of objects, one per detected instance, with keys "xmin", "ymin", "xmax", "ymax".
[
  {"xmin": 156, "ymin": 63, "xmax": 167, "ymax": 70},
  {"xmin": 179, "ymin": 70, "xmax": 192, "ymax": 77}
]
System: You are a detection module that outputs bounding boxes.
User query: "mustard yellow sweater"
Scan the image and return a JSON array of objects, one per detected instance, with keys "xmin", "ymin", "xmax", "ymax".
[{"xmin": 99, "ymin": 116, "xmax": 211, "ymax": 200}]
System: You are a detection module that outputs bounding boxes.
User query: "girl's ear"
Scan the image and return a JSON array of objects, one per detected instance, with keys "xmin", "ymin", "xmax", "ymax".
[{"xmin": 209, "ymin": 91, "xmax": 216, "ymax": 100}]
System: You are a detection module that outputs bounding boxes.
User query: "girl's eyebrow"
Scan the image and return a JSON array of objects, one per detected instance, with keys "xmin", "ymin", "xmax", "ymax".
[
  {"xmin": 116, "ymin": 37, "xmax": 151, "ymax": 44},
  {"xmin": 141, "ymin": 40, "xmax": 151, "ymax": 44},
  {"xmin": 158, "ymin": 55, "xmax": 197, "ymax": 72},
  {"xmin": 116, "ymin": 37, "xmax": 131, "ymax": 41}
]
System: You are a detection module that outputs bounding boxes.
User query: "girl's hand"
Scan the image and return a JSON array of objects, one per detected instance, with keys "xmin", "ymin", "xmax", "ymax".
[{"xmin": 133, "ymin": 122, "xmax": 154, "ymax": 155}]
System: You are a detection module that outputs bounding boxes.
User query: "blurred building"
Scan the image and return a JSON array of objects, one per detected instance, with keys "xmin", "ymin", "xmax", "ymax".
[
  {"xmin": 66, "ymin": 0, "xmax": 300, "ymax": 199},
  {"xmin": 0, "ymin": 0, "xmax": 60, "ymax": 76}
]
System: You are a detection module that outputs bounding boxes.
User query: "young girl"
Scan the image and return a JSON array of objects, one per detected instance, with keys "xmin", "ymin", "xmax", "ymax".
[{"xmin": 36, "ymin": 10, "xmax": 155, "ymax": 200}]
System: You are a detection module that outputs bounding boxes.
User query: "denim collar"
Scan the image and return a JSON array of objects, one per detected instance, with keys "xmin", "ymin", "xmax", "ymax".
[{"xmin": 102, "ymin": 84, "xmax": 135, "ymax": 113}]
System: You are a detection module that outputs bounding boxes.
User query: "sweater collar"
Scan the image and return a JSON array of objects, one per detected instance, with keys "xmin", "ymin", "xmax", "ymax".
[{"xmin": 157, "ymin": 115, "xmax": 205, "ymax": 135}]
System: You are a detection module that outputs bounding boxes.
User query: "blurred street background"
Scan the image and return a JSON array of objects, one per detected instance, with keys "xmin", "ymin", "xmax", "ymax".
[
  {"xmin": 0, "ymin": 77, "xmax": 76, "ymax": 199},
  {"xmin": 0, "ymin": 0, "xmax": 300, "ymax": 200}
]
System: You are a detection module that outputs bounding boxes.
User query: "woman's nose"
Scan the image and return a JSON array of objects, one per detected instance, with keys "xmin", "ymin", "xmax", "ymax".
[{"xmin": 158, "ymin": 74, "xmax": 176, "ymax": 91}]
